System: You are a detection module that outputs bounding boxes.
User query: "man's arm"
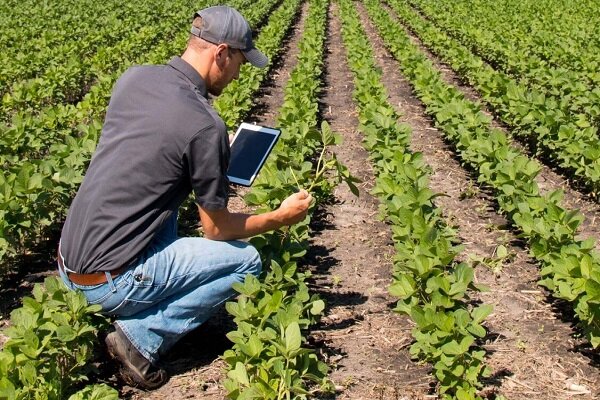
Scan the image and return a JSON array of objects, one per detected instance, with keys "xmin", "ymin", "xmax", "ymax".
[{"xmin": 198, "ymin": 189, "xmax": 313, "ymax": 241}]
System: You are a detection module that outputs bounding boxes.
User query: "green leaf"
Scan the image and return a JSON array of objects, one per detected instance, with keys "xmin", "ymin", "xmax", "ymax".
[
  {"xmin": 590, "ymin": 334, "xmax": 600, "ymax": 349},
  {"xmin": 21, "ymin": 297, "xmax": 42, "ymax": 314},
  {"xmin": 456, "ymin": 386, "xmax": 475, "ymax": 400},
  {"xmin": 585, "ymin": 279, "xmax": 600, "ymax": 301},
  {"xmin": 56, "ymin": 325, "xmax": 77, "ymax": 342},
  {"xmin": 67, "ymin": 384, "xmax": 119, "ymax": 400},
  {"xmin": 309, "ymin": 300, "xmax": 325, "ymax": 315},
  {"xmin": 580, "ymin": 256, "xmax": 592, "ymax": 278},
  {"xmin": 471, "ymin": 304, "xmax": 493, "ymax": 324},
  {"xmin": 246, "ymin": 334, "xmax": 263, "ymax": 358},
  {"xmin": 496, "ymin": 245, "xmax": 508, "ymax": 259},
  {"xmin": 20, "ymin": 362, "xmax": 37, "ymax": 385},
  {"xmin": 31, "ymin": 285, "xmax": 45, "ymax": 303},
  {"xmin": 285, "ymin": 322, "xmax": 302, "ymax": 354},
  {"xmin": 320, "ymin": 120, "xmax": 335, "ymax": 146},
  {"xmin": 467, "ymin": 323, "xmax": 486, "ymax": 338},
  {"xmin": 44, "ymin": 277, "xmax": 62, "ymax": 295},
  {"xmin": 441, "ymin": 340, "xmax": 462, "ymax": 356},
  {"xmin": 454, "ymin": 263, "xmax": 474, "ymax": 286},
  {"xmin": 233, "ymin": 274, "xmax": 262, "ymax": 296},
  {"xmin": 0, "ymin": 377, "xmax": 16, "ymax": 400},
  {"xmin": 227, "ymin": 362, "xmax": 250, "ymax": 387},
  {"xmin": 389, "ymin": 275, "xmax": 415, "ymax": 299},
  {"xmin": 448, "ymin": 363, "xmax": 465, "ymax": 380},
  {"xmin": 65, "ymin": 291, "xmax": 87, "ymax": 314}
]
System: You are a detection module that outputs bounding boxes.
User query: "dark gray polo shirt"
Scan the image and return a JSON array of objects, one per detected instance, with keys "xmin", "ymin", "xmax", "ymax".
[{"xmin": 60, "ymin": 57, "xmax": 230, "ymax": 274}]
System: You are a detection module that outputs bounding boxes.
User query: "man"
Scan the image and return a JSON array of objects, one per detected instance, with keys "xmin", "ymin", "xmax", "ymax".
[{"xmin": 57, "ymin": 6, "xmax": 312, "ymax": 390}]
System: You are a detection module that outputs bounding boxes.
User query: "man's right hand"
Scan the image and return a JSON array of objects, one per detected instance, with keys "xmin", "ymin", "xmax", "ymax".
[
  {"xmin": 198, "ymin": 189, "xmax": 313, "ymax": 241},
  {"xmin": 277, "ymin": 189, "xmax": 313, "ymax": 226}
]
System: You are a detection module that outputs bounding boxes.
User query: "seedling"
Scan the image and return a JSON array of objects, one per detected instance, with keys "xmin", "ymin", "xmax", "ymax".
[
  {"xmin": 331, "ymin": 275, "xmax": 342, "ymax": 287},
  {"xmin": 459, "ymin": 182, "xmax": 480, "ymax": 200},
  {"xmin": 469, "ymin": 245, "xmax": 513, "ymax": 276}
]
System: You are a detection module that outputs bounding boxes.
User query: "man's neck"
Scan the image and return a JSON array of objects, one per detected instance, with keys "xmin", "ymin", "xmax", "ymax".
[{"xmin": 181, "ymin": 48, "xmax": 213, "ymax": 84}]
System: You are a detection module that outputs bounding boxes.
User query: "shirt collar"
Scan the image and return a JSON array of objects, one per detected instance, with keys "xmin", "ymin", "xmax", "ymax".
[{"xmin": 168, "ymin": 56, "xmax": 208, "ymax": 98}]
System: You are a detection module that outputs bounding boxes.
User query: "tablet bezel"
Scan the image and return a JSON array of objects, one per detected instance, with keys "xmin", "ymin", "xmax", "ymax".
[{"xmin": 226, "ymin": 122, "xmax": 281, "ymax": 186}]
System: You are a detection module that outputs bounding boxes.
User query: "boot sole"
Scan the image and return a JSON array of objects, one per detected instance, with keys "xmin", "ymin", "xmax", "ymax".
[{"xmin": 105, "ymin": 332, "xmax": 168, "ymax": 390}]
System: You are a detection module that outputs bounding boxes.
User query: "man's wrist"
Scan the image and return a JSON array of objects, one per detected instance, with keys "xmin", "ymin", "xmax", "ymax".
[{"xmin": 270, "ymin": 207, "xmax": 287, "ymax": 228}]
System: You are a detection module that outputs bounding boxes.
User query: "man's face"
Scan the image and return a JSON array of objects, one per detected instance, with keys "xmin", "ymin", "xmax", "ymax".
[{"xmin": 209, "ymin": 46, "xmax": 247, "ymax": 96}]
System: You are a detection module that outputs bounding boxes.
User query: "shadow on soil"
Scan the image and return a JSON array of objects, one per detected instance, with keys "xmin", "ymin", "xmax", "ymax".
[
  {"xmin": 480, "ymin": 367, "xmax": 513, "ymax": 399},
  {"xmin": 0, "ymin": 231, "xmax": 60, "ymax": 319},
  {"xmin": 304, "ymin": 243, "xmax": 338, "ymax": 273},
  {"xmin": 164, "ymin": 314, "xmax": 234, "ymax": 375},
  {"xmin": 547, "ymin": 295, "xmax": 600, "ymax": 368},
  {"xmin": 105, "ymin": 308, "xmax": 235, "ymax": 398}
]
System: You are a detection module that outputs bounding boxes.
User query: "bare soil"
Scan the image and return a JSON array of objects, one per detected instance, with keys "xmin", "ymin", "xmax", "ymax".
[
  {"xmin": 124, "ymin": 2, "xmax": 312, "ymax": 399},
  {"xmin": 306, "ymin": 3, "xmax": 431, "ymax": 399},
  {"xmin": 2, "ymin": 1, "xmax": 600, "ymax": 400},
  {"xmin": 357, "ymin": 2, "xmax": 600, "ymax": 399},
  {"xmin": 392, "ymin": 2, "xmax": 600, "ymax": 248}
]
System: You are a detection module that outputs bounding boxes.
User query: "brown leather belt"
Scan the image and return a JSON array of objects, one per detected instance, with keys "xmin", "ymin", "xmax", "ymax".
[{"xmin": 57, "ymin": 249, "xmax": 131, "ymax": 286}]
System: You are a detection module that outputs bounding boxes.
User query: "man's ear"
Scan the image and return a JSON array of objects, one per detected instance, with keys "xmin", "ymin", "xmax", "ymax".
[{"xmin": 214, "ymin": 44, "xmax": 229, "ymax": 67}]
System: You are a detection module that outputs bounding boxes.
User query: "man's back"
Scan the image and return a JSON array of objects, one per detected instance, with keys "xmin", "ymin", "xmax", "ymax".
[{"xmin": 60, "ymin": 57, "xmax": 230, "ymax": 274}]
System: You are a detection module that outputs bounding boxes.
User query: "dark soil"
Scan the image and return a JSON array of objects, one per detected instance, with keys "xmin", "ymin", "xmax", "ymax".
[
  {"xmin": 306, "ymin": 3, "xmax": 432, "ymax": 399},
  {"xmin": 2, "ymin": 1, "xmax": 600, "ymax": 400},
  {"xmin": 357, "ymin": 2, "xmax": 600, "ymax": 399}
]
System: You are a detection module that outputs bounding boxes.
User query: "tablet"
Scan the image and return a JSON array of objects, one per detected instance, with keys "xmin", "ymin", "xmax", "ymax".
[{"xmin": 227, "ymin": 123, "xmax": 281, "ymax": 186}]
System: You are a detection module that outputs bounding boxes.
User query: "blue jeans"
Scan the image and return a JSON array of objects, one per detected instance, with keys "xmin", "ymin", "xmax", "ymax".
[{"xmin": 58, "ymin": 214, "xmax": 261, "ymax": 364}]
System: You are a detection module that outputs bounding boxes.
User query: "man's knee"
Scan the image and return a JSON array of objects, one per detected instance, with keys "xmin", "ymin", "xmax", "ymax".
[
  {"xmin": 245, "ymin": 244, "xmax": 262, "ymax": 277},
  {"xmin": 230, "ymin": 241, "xmax": 261, "ymax": 277}
]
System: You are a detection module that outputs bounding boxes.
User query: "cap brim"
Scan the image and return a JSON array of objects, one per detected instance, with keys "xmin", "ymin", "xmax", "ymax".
[{"xmin": 242, "ymin": 47, "xmax": 268, "ymax": 68}]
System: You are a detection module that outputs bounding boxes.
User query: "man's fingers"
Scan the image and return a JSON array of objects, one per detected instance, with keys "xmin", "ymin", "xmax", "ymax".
[
  {"xmin": 303, "ymin": 193, "xmax": 313, "ymax": 206},
  {"xmin": 296, "ymin": 189, "xmax": 309, "ymax": 199},
  {"xmin": 296, "ymin": 191, "xmax": 312, "ymax": 208},
  {"xmin": 281, "ymin": 189, "xmax": 311, "ymax": 212}
]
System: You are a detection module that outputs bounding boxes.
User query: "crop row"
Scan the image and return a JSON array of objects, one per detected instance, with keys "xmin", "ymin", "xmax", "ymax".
[
  {"xmin": 0, "ymin": 277, "xmax": 118, "ymax": 399},
  {"xmin": 386, "ymin": 0, "xmax": 600, "ymax": 199},
  {"xmin": 0, "ymin": 0, "xmax": 189, "ymax": 106},
  {"xmin": 341, "ymin": 1, "xmax": 492, "ymax": 398},
  {"xmin": 0, "ymin": 0, "xmax": 342, "ymax": 397},
  {"xmin": 371, "ymin": 0, "xmax": 600, "ymax": 349},
  {"xmin": 0, "ymin": 0, "xmax": 284, "ymax": 123},
  {"xmin": 1, "ymin": 25, "xmax": 173, "ymax": 145},
  {"xmin": 409, "ymin": 0, "xmax": 600, "ymax": 77},
  {"xmin": 0, "ymin": 0, "xmax": 278, "ymax": 163},
  {"xmin": 0, "ymin": 0, "xmax": 280, "ymax": 268},
  {"xmin": 0, "ymin": 0, "xmax": 170, "ymax": 101},
  {"xmin": 1, "ymin": 5, "xmax": 179, "ymax": 122},
  {"xmin": 221, "ymin": 0, "xmax": 352, "ymax": 397},
  {"xmin": 407, "ymin": 0, "xmax": 600, "ymax": 133}
]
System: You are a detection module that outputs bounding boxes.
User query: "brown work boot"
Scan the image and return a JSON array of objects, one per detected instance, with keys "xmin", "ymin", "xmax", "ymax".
[{"xmin": 104, "ymin": 324, "xmax": 169, "ymax": 390}]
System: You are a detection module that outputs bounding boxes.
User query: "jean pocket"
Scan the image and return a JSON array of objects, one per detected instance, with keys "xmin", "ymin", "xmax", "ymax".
[{"xmin": 131, "ymin": 261, "xmax": 157, "ymax": 287}]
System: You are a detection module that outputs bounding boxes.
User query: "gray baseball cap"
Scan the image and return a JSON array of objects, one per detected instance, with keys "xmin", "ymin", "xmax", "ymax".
[{"xmin": 190, "ymin": 6, "xmax": 268, "ymax": 68}]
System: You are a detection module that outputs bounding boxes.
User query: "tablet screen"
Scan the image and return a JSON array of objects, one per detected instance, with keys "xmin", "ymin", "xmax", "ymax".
[{"xmin": 227, "ymin": 123, "xmax": 281, "ymax": 186}]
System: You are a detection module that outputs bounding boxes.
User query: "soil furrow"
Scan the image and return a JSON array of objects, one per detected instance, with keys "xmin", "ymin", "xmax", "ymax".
[
  {"xmin": 381, "ymin": 2, "xmax": 600, "ymax": 246},
  {"xmin": 227, "ymin": 0, "xmax": 311, "ymax": 213},
  {"xmin": 127, "ymin": 3, "xmax": 312, "ymax": 398},
  {"xmin": 246, "ymin": 1, "xmax": 310, "ymax": 128},
  {"xmin": 356, "ymin": 2, "xmax": 600, "ymax": 399},
  {"xmin": 307, "ymin": 3, "xmax": 432, "ymax": 399}
]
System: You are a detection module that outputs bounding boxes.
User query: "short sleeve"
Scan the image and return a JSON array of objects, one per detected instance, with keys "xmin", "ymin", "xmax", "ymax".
[{"xmin": 184, "ymin": 125, "xmax": 230, "ymax": 210}]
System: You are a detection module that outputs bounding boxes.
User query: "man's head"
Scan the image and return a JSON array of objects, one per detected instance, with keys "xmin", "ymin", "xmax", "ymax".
[
  {"xmin": 191, "ymin": 6, "xmax": 267, "ymax": 68},
  {"xmin": 185, "ymin": 6, "xmax": 268, "ymax": 95}
]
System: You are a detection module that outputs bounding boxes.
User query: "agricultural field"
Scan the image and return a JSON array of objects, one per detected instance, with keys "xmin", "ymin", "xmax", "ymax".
[{"xmin": 1, "ymin": 0, "xmax": 600, "ymax": 399}]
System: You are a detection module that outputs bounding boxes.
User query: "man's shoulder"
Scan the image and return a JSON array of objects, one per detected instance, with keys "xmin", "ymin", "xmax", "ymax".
[{"xmin": 117, "ymin": 63, "xmax": 165, "ymax": 80}]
